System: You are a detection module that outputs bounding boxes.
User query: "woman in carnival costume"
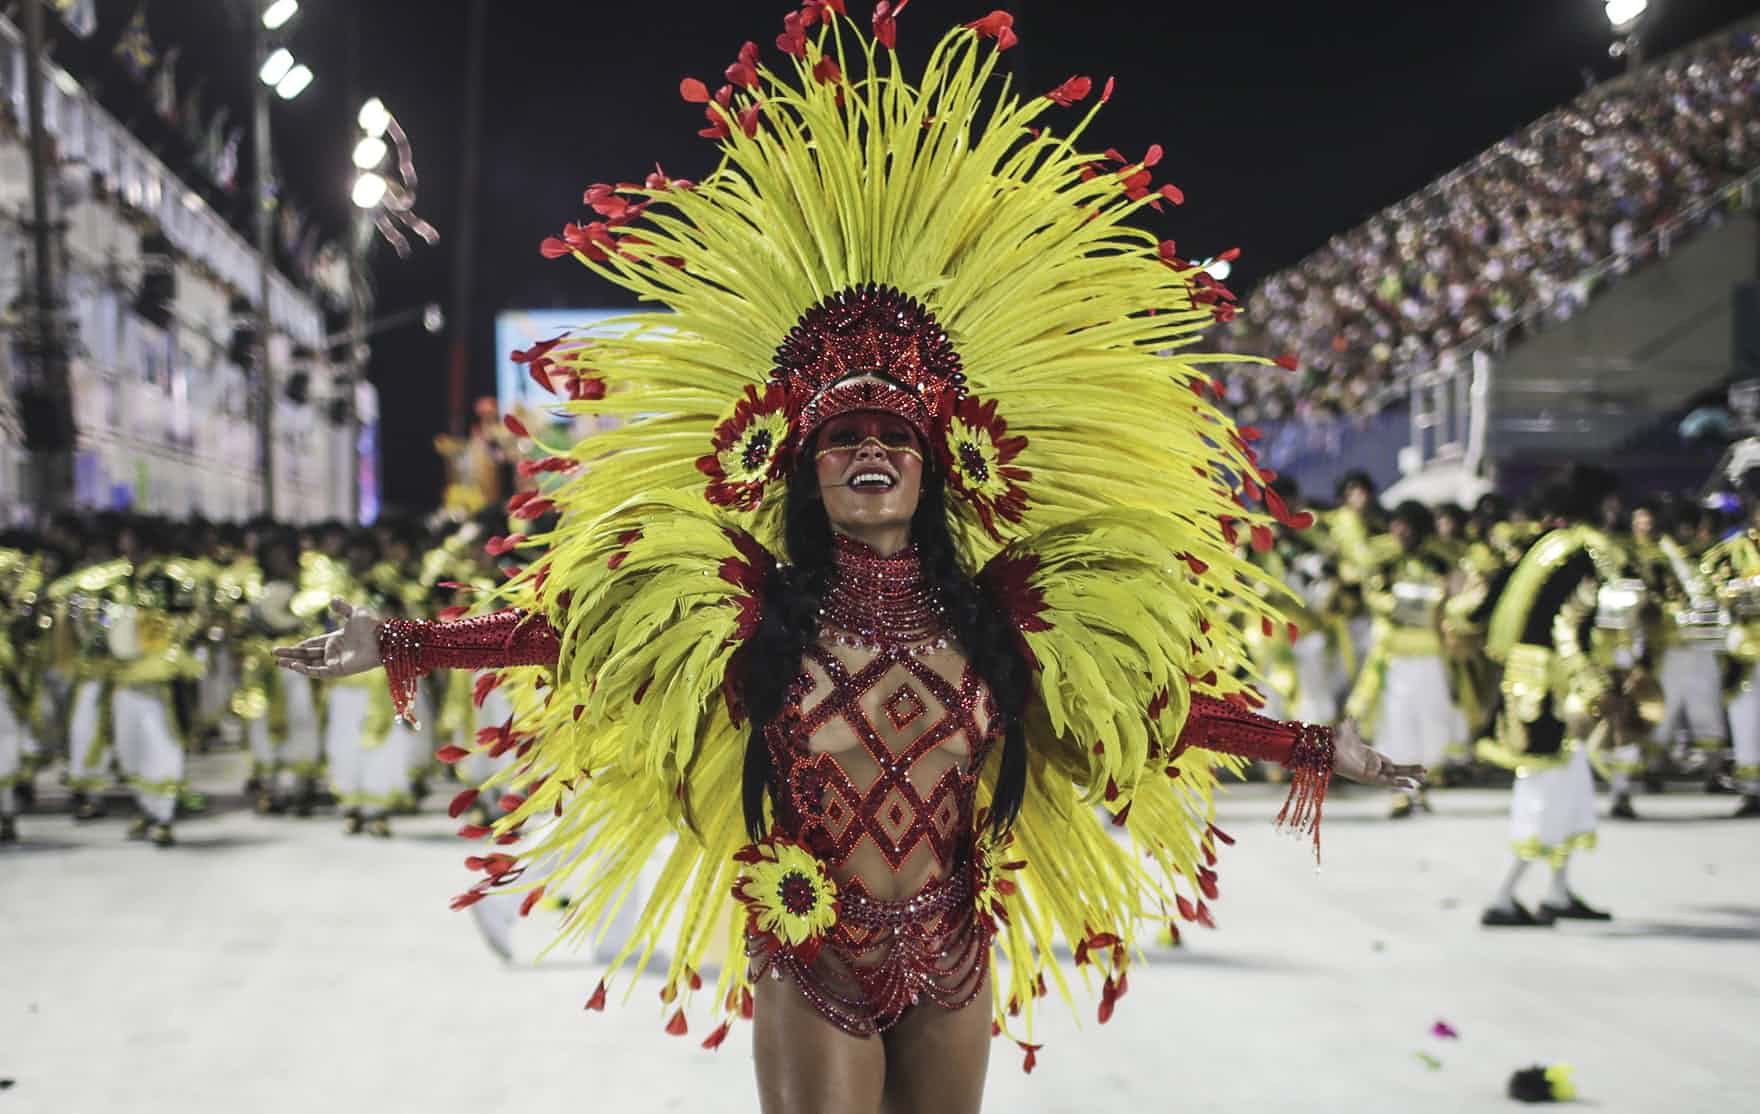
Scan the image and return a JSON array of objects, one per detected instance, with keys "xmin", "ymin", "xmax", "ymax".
[{"xmin": 278, "ymin": 5, "xmax": 1421, "ymax": 1110}]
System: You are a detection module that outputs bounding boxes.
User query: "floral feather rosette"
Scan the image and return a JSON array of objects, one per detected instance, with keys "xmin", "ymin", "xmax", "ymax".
[{"xmin": 733, "ymin": 836, "xmax": 842, "ymax": 965}]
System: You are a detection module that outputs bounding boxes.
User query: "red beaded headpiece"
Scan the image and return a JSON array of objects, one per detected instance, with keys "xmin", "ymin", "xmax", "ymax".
[
  {"xmin": 771, "ymin": 284, "xmax": 967, "ymax": 450},
  {"xmin": 699, "ymin": 283, "xmax": 1028, "ymax": 536}
]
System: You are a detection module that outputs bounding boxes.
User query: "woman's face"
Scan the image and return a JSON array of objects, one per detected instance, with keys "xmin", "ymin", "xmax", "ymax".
[
  {"xmin": 1631, "ymin": 508, "xmax": 1655, "ymax": 541},
  {"xmin": 813, "ymin": 411, "xmax": 924, "ymax": 535}
]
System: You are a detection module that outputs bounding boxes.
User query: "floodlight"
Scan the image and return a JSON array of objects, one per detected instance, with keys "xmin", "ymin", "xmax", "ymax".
[
  {"xmin": 1605, "ymin": 0, "xmax": 1647, "ymax": 32},
  {"xmin": 352, "ymin": 136, "xmax": 388, "ymax": 170},
  {"xmin": 358, "ymin": 98, "xmax": 392, "ymax": 139},
  {"xmin": 262, "ymin": 0, "xmax": 299, "ymax": 30},
  {"xmin": 259, "ymin": 48, "xmax": 294, "ymax": 86},
  {"xmin": 352, "ymin": 172, "xmax": 388, "ymax": 209}
]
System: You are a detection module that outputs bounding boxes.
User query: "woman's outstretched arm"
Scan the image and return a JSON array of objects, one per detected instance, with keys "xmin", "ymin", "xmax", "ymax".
[
  {"xmin": 274, "ymin": 602, "xmax": 560, "ymax": 723},
  {"xmin": 1175, "ymin": 693, "xmax": 1423, "ymax": 858}
]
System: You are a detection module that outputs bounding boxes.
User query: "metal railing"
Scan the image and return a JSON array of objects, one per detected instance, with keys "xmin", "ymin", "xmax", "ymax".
[{"xmin": 1402, "ymin": 163, "xmax": 1760, "ymax": 478}]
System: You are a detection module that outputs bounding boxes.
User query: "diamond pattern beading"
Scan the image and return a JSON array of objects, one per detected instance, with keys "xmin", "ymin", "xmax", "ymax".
[
  {"xmin": 882, "ymin": 684, "xmax": 926, "ymax": 731},
  {"xmin": 768, "ymin": 647, "xmax": 999, "ymax": 875},
  {"xmin": 875, "ymin": 785, "xmax": 914, "ymax": 846}
]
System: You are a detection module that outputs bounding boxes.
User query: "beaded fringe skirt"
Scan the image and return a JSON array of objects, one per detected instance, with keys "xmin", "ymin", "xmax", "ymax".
[{"xmin": 751, "ymin": 868, "xmax": 989, "ymax": 1036}]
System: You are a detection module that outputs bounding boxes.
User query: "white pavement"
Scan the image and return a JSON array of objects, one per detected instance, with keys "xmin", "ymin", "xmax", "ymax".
[{"xmin": 1, "ymin": 754, "xmax": 1757, "ymax": 1114}]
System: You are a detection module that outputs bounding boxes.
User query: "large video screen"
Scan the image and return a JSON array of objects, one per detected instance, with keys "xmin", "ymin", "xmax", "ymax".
[{"xmin": 493, "ymin": 307, "xmax": 632, "ymax": 423}]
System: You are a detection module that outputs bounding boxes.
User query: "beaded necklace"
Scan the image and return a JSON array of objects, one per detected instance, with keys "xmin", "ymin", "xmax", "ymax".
[{"xmin": 817, "ymin": 534, "xmax": 951, "ymax": 656}]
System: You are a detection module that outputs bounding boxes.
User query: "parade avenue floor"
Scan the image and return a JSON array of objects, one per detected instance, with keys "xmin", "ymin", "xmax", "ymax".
[{"xmin": 1, "ymin": 754, "xmax": 1755, "ymax": 1114}]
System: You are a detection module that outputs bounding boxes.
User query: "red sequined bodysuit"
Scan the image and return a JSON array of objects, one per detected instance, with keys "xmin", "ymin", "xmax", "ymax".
[
  {"xmin": 746, "ymin": 537, "xmax": 999, "ymax": 1033},
  {"xmin": 378, "ymin": 537, "xmax": 1334, "ymax": 1036}
]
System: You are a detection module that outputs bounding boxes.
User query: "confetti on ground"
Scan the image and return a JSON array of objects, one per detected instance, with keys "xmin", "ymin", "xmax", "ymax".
[
  {"xmin": 1415, "ymin": 1052, "xmax": 1443, "ymax": 1071},
  {"xmin": 1432, "ymin": 1020, "xmax": 1459, "ymax": 1039}
]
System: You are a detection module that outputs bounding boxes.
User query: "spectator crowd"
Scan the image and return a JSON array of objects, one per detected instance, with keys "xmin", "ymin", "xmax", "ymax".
[{"xmin": 1218, "ymin": 26, "xmax": 1760, "ymax": 429}]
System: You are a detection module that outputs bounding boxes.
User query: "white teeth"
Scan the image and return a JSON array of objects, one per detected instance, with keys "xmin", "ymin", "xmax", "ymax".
[{"xmin": 850, "ymin": 472, "xmax": 894, "ymax": 489}]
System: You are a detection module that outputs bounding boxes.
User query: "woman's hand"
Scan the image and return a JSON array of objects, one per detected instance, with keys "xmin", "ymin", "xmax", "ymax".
[
  {"xmin": 1330, "ymin": 719, "xmax": 1425, "ymax": 791},
  {"xmin": 272, "ymin": 599, "xmax": 385, "ymax": 679}
]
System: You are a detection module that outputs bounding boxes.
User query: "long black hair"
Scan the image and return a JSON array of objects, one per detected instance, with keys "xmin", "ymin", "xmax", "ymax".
[{"xmin": 737, "ymin": 445, "xmax": 1031, "ymax": 842}]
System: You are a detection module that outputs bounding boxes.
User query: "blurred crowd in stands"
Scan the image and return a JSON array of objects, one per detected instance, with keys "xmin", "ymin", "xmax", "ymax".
[{"xmin": 1218, "ymin": 26, "xmax": 1760, "ymax": 428}]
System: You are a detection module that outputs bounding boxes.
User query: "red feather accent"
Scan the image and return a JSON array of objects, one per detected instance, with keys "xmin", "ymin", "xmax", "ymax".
[{"xmin": 447, "ymin": 788, "xmax": 479, "ymax": 819}]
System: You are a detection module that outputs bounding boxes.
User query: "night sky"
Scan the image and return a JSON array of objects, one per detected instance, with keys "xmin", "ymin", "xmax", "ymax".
[{"xmin": 48, "ymin": 0, "xmax": 1760, "ymax": 511}]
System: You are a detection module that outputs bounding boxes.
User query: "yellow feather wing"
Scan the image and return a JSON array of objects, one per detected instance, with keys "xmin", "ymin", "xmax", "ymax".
[
  {"xmin": 460, "ymin": 493, "xmax": 771, "ymax": 1029},
  {"xmin": 975, "ymin": 510, "xmax": 1284, "ymax": 1042}
]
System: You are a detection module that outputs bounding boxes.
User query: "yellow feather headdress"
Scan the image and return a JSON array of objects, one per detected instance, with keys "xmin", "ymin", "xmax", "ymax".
[
  {"xmin": 468, "ymin": 0, "xmax": 1312, "ymax": 1066},
  {"xmin": 510, "ymin": 2, "xmax": 1304, "ymax": 564}
]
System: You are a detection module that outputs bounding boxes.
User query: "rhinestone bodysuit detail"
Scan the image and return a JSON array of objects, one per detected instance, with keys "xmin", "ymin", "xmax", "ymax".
[{"xmin": 752, "ymin": 536, "xmax": 998, "ymax": 1035}]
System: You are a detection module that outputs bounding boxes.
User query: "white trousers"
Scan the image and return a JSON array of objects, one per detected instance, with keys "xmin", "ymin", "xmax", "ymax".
[
  {"xmin": 0, "ymin": 689, "xmax": 23, "ymax": 817},
  {"xmin": 1372, "ymin": 655, "xmax": 1465, "ymax": 769},
  {"xmin": 67, "ymin": 680, "xmax": 110, "ymax": 792},
  {"xmin": 1726, "ymin": 662, "xmax": 1760, "ymax": 794},
  {"xmin": 247, "ymin": 671, "xmax": 323, "ymax": 788},
  {"xmin": 197, "ymin": 645, "xmax": 232, "ymax": 723},
  {"xmin": 23, "ymin": 669, "xmax": 60, "ymax": 766},
  {"xmin": 324, "ymin": 686, "xmax": 409, "ymax": 817},
  {"xmin": 1654, "ymin": 645, "xmax": 1728, "ymax": 749},
  {"xmin": 1290, "ymin": 632, "xmax": 1342, "ymax": 725},
  {"xmin": 1509, "ymin": 747, "xmax": 1597, "ymax": 863},
  {"xmin": 112, "ymin": 685, "xmax": 185, "ymax": 824}
]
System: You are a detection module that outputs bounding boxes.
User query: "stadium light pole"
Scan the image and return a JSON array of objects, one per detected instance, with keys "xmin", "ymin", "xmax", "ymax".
[
  {"xmin": 252, "ymin": 4, "xmax": 316, "ymax": 519},
  {"xmin": 348, "ymin": 96, "xmax": 439, "ymax": 521},
  {"xmin": 1604, "ymin": 0, "xmax": 1648, "ymax": 73}
]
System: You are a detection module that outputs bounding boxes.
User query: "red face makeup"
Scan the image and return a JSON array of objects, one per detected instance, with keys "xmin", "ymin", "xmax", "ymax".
[{"xmin": 814, "ymin": 411, "xmax": 925, "ymax": 540}]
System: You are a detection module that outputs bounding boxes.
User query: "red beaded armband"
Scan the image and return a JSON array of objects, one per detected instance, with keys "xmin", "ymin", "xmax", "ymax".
[
  {"xmin": 378, "ymin": 609, "xmax": 561, "ymax": 726},
  {"xmin": 379, "ymin": 618, "xmax": 427, "ymax": 729},
  {"xmin": 1275, "ymin": 723, "xmax": 1336, "ymax": 863},
  {"xmin": 1178, "ymin": 694, "xmax": 1336, "ymax": 861}
]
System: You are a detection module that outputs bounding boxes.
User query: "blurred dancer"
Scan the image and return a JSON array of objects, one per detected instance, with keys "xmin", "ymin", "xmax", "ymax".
[
  {"xmin": 1701, "ymin": 477, "xmax": 1760, "ymax": 819},
  {"xmin": 16, "ymin": 536, "xmax": 75, "ymax": 808},
  {"xmin": 1480, "ymin": 471, "xmax": 1638, "ymax": 926},
  {"xmin": 1346, "ymin": 501, "xmax": 1464, "ymax": 817},
  {"xmin": 239, "ymin": 529, "xmax": 328, "ymax": 815},
  {"xmin": 194, "ymin": 523, "xmax": 250, "ymax": 750},
  {"xmin": 1623, "ymin": 500, "xmax": 1725, "ymax": 818},
  {"xmin": 323, "ymin": 532, "xmax": 409, "ymax": 837},
  {"xmin": 0, "ymin": 536, "xmax": 44, "ymax": 843},
  {"xmin": 47, "ymin": 520, "xmax": 133, "ymax": 821},
  {"xmin": 1322, "ymin": 471, "xmax": 1388, "ymax": 682},
  {"xmin": 108, "ymin": 525, "xmax": 209, "ymax": 846}
]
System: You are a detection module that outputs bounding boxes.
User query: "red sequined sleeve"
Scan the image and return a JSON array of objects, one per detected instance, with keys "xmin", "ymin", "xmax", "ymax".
[
  {"xmin": 1177, "ymin": 694, "xmax": 1335, "ymax": 859},
  {"xmin": 378, "ymin": 609, "xmax": 560, "ymax": 725}
]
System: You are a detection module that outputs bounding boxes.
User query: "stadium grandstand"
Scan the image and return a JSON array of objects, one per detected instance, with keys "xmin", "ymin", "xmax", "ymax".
[{"xmin": 1222, "ymin": 15, "xmax": 1760, "ymax": 503}]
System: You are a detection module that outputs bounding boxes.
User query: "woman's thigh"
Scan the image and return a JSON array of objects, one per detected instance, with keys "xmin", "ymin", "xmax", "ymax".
[
  {"xmin": 752, "ymin": 970, "xmax": 886, "ymax": 1114},
  {"xmin": 879, "ymin": 975, "xmax": 992, "ymax": 1114}
]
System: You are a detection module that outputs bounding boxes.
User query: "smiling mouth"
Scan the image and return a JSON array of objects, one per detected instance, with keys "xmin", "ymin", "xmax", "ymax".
[{"xmin": 847, "ymin": 470, "xmax": 897, "ymax": 492}]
